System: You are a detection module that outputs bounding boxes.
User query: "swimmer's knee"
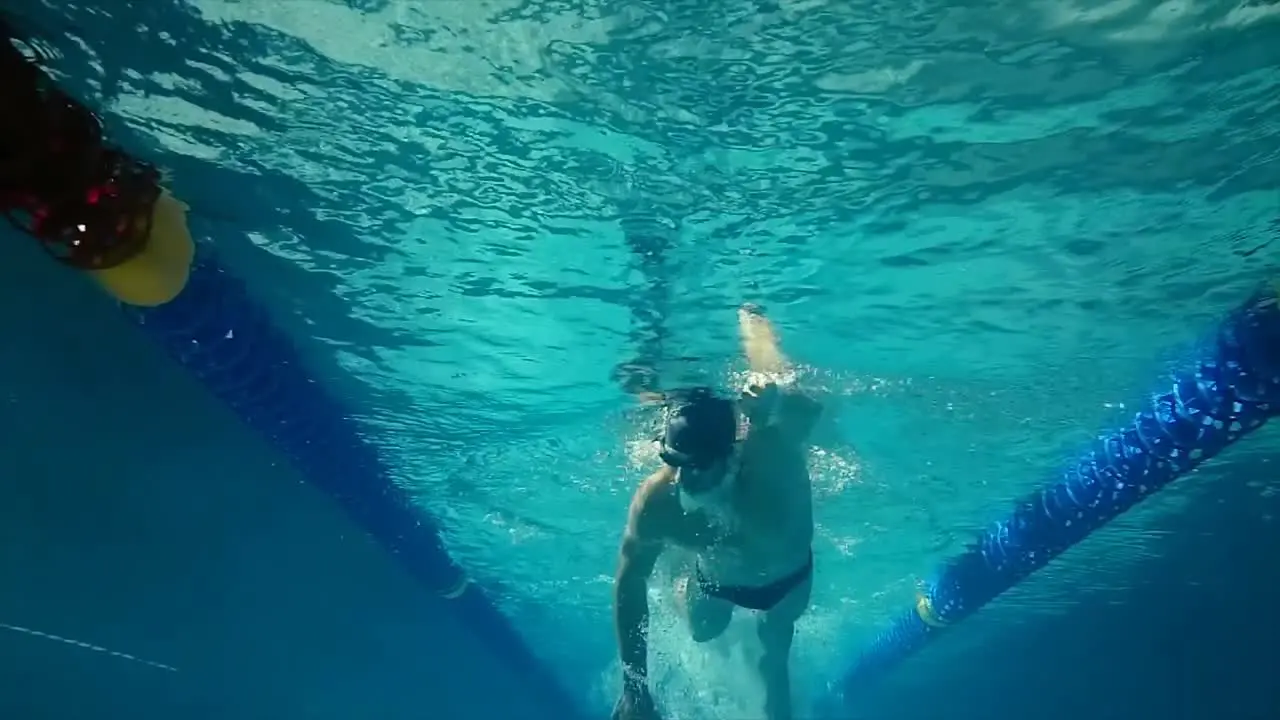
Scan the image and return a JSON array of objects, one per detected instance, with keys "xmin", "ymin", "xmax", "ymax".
[
  {"xmin": 676, "ymin": 574, "xmax": 732, "ymax": 642},
  {"xmin": 690, "ymin": 617, "xmax": 730, "ymax": 643},
  {"xmin": 688, "ymin": 599, "xmax": 732, "ymax": 643}
]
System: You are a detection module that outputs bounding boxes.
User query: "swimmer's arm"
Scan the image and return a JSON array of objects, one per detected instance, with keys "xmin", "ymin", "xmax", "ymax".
[
  {"xmin": 614, "ymin": 476, "xmax": 667, "ymax": 692},
  {"xmin": 738, "ymin": 304, "xmax": 788, "ymax": 376},
  {"xmin": 738, "ymin": 307, "xmax": 823, "ymax": 445}
]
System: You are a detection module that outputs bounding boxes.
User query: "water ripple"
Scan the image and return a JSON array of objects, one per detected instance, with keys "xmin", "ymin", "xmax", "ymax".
[{"xmin": 19, "ymin": 0, "xmax": 1280, "ymax": 709}]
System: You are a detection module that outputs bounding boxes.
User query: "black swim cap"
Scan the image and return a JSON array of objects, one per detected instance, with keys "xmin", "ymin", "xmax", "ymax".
[{"xmin": 661, "ymin": 390, "xmax": 737, "ymax": 466}]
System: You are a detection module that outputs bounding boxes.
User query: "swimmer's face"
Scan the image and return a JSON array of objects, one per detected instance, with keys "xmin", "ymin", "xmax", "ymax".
[
  {"xmin": 675, "ymin": 456, "xmax": 728, "ymax": 493},
  {"xmin": 660, "ymin": 392, "xmax": 741, "ymax": 504},
  {"xmin": 665, "ymin": 442, "xmax": 740, "ymax": 500},
  {"xmin": 676, "ymin": 453, "xmax": 740, "ymax": 514}
]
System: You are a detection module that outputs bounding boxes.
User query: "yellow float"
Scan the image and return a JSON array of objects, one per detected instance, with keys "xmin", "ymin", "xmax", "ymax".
[{"xmin": 86, "ymin": 189, "xmax": 195, "ymax": 307}]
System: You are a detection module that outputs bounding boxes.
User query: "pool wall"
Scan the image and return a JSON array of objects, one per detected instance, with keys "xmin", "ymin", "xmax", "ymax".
[{"xmin": 0, "ymin": 233, "xmax": 562, "ymax": 720}]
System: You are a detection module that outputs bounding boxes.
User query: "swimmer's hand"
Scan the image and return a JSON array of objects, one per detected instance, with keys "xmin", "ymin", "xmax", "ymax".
[
  {"xmin": 613, "ymin": 685, "xmax": 662, "ymax": 720},
  {"xmin": 742, "ymin": 380, "xmax": 823, "ymax": 445},
  {"xmin": 741, "ymin": 379, "xmax": 782, "ymax": 423}
]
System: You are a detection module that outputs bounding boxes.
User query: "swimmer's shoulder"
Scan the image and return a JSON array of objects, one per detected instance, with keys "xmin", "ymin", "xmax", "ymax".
[
  {"xmin": 744, "ymin": 394, "xmax": 822, "ymax": 456},
  {"xmin": 740, "ymin": 372, "xmax": 822, "ymax": 447},
  {"xmin": 778, "ymin": 390, "xmax": 823, "ymax": 444},
  {"xmin": 627, "ymin": 466, "xmax": 679, "ymax": 540}
]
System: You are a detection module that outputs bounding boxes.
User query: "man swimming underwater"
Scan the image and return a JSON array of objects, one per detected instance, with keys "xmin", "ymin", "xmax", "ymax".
[{"xmin": 612, "ymin": 305, "xmax": 822, "ymax": 720}]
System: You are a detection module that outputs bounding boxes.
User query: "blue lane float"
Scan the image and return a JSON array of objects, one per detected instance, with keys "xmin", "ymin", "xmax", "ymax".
[
  {"xmin": 819, "ymin": 286, "xmax": 1280, "ymax": 715},
  {"xmin": 125, "ymin": 248, "xmax": 583, "ymax": 718}
]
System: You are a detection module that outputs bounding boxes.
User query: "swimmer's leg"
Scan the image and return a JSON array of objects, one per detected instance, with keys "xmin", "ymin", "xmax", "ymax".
[
  {"xmin": 756, "ymin": 573, "xmax": 812, "ymax": 720},
  {"xmin": 674, "ymin": 573, "xmax": 733, "ymax": 643}
]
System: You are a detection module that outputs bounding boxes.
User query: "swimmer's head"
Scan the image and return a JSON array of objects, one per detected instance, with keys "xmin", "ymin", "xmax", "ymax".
[{"xmin": 659, "ymin": 388, "xmax": 740, "ymax": 507}]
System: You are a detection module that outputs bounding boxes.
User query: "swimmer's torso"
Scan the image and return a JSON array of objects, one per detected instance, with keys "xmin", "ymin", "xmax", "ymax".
[{"xmin": 660, "ymin": 429, "xmax": 814, "ymax": 587}]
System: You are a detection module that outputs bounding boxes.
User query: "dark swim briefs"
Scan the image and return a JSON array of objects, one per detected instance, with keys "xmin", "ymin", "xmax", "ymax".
[{"xmin": 695, "ymin": 551, "xmax": 814, "ymax": 611}]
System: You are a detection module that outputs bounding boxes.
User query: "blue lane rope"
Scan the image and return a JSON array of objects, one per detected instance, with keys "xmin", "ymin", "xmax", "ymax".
[
  {"xmin": 818, "ymin": 285, "xmax": 1280, "ymax": 716},
  {"xmin": 124, "ymin": 249, "xmax": 582, "ymax": 717}
]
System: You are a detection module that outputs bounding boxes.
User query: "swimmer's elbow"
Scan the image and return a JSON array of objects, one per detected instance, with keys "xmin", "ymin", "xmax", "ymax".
[
  {"xmin": 615, "ymin": 567, "xmax": 648, "ymax": 603},
  {"xmin": 614, "ymin": 563, "xmax": 651, "ymax": 618},
  {"xmin": 617, "ymin": 533, "xmax": 659, "ymax": 586}
]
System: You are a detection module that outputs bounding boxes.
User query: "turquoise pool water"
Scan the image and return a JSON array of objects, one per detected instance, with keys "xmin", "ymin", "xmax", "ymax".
[{"xmin": 17, "ymin": 0, "xmax": 1279, "ymax": 717}]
